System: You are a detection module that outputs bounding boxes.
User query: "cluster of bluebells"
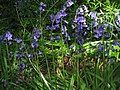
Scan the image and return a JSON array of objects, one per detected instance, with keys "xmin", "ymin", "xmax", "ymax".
[
  {"xmin": 17, "ymin": 50, "xmax": 43, "ymax": 71},
  {"xmin": 47, "ymin": 10, "xmax": 67, "ymax": 30},
  {"xmin": 9, "ymin": 27, "xmax": 42, "ymax": 59},
  {"xmin": 0, "ymin": 0, "xmax": 120, "ymax": 73},
  {"xmin": 46, "ymin": 0, "xmax": 74, "ymax": 30},
  {"xmin": 87, "ymin": 40, "xmax": 120, "ymax": 63},
  {"xmin": 41, "ymin": 1, "xmax": 120, "ymax": 53},
  {"xmin": 90, "ymin": 11, "xmax": 120, "ymax": 40},
  {"xmin": 89, "ymin": 11, "xmax": 98, "ymax": 27},
  {"xmin": 0, "ymin": 31, "xmax": 22, "ymax": 45},
  {"xmin": 73, "ymin": 5, "xmax": 89, "ymax": 45},
  {"xmin": 64, "ymin": 0, "xmax": 74, "ymax": 9},
  {"xmin": 46, "ymin": 0, "xmax": 74, "ymax": 43},
  {"xmin": 0, "ymin": 29, "xmax": 43, "ymax": 62},
  {"xmin": 88, "ymin": 11, "xmax": 103, "ymax": 39},
  {"xmin": 8, "ymin": 50, "xmax": 42, "ymax": 61},
  {"xmin": 31, "ymin": 28, "xmax": 41, "ymax": 48}
]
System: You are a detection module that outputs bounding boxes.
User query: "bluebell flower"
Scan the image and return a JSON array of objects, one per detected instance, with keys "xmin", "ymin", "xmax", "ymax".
[
  {"xmin": 61, "ymin": 25, "xmax": 70, "ymax": 41},
  {"xmin": 50, "ymin": 14, "xmax": 55, "ymax": 23},
  {"xmin": 91, "ymin": 20, "xmax": 98, "ymax": 27},
  {"xmin": 4, "ymin": 31, "xmax": 12, "ymax": 41},
  {"xmin": 94, "ymin": 33, "xmax": 102, "ymax": 39},
  {"xmin": 110, "ymin": 58, "xmax": 114, "ymax": 64},
  {"xmin": 66, "ymin": 0, "xmax": 74, "ymax": 8},
  {"xmin": 55, "ymin": 18, "xmax": 61, "ymax": 24},
  {"xmin": 14, "ymin": 38, "xmax": 22, "ymax": 43},
  {"xmin": 74, "ymin": 11, "xmax": 87, "ymax": 31},
  {"xmin": 73, "ymin": 5, "xmax": 89, "ymax": 46},
  {"xmin": 61, "ymin": 25, "xmax": 67, "ymax": 34},
  {"xmin": 74, "ymin": 16, "xmax": 86, "ymax": 24},
  {"xmin": 113, "ymin": 41, "xmax": 120, "ymax": 46},
  {"xmin": 104, "ymin": 32, "xmax": 110, "ymax": 38},
  {"xmin": 39, "ymin": 2, "xmax": 46, "ymax": 12},
  {"xmin": 27, "ymin": 54, "xmax": 33, "ymax": 59},
  {"xmin": 47, "ymin": 10, "xmax": 67, "ymax": 31},
  {"xmin": 89, "ymin": 11, "xmax": 98, "ymax": 28},
  {"xmin": 62, "ymin": 0, "xmax": 74, "ymax": 10},
  {"xmin": 98, "ymin": 43, "xmax": 104, "ymax": 51},
  {"xmin": 46, "ymin": 26, "xmax": 51, "ymax": 30},
  {"xmin": 50, "ymin": 35, "xmax": 61, "ymax": 41},
  {"xmin": 77, "ymin": 39, "xmax": 84, "ymax": 45},
  {"xmin": 82, "ymin": 22, "xmax": 88, "ymax": 28},
  {"xmin": 81, "ymin": 5, "xmax": 89, "ymax": 13},
  {"xmin": 76, "ymin": 7, "xmax": 84, "ymax": 16},
  {"xmin": 116, "ymin": 15, "xmax": 120, "ymax": 26},
  {"xmin": 33, "ymin": 28, "xmax": 41, "ymax": 41},
  {"xmin": 62, "ymin": 5, "xmax": 67, "ymax": 11},
  {"xmin": 55, "ymin": 10, "xmax": 67, "ymax": 23},
  {"xmin": 50, "ymin": 10, "xmax": 67, "ymax": 24},
  {"xmin": 19, "ymin": 63, "xmax": 26, "ymax": 70},
  {"xmin": 57, "ymin": 10, "xmax": 67, "ymax": 18},
  {"xmin": 83, "ymin": 31, "xmax": 87, "ymax": 36},
  {"xmin": 46, "ymin": 24, "xmax": 60, "ymax": 30},
  {"xmin": 97, "ymin": 27, "xmax": 104, "ymax": 33},
  {"xmin": 5, "ymin": 41, "xmax": 12, "ymax": 45},
  {"xmin": 31, "ymin": 40, "xmax": 38, "ymax": 48},
  {"xmin": 77, "ymin": 23, "xmax": 87, "ymax": 32},
  {"xmin": 77, "ymin": 24, "xmax": 83, "ymax": 31},
  {"xmin": 74, "ymin": 6, "xmax": 87, "ymax": 29},
  {"xmin": 54, "ymin": 36, "xmax": 61, "ymax": 40},
  {"xmin": 16, "ymin": 53, "xmax": 24, "ymax": 59},
  {"xmin": 89, "ymin": 11, "xmax": 97, "ymax": 20},
  {"xmin": 94, "ymin": 25, "xmax": 104, "ymax": 38},
  {"xmin": 19, "ymin": 43, "xmax": 26, "ymax": 51}
]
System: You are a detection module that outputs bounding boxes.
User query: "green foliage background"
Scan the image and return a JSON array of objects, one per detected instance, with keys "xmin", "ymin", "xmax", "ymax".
[{"xmin": 0, "ymin": 0, "xmax": 120, "ymax": 90}]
